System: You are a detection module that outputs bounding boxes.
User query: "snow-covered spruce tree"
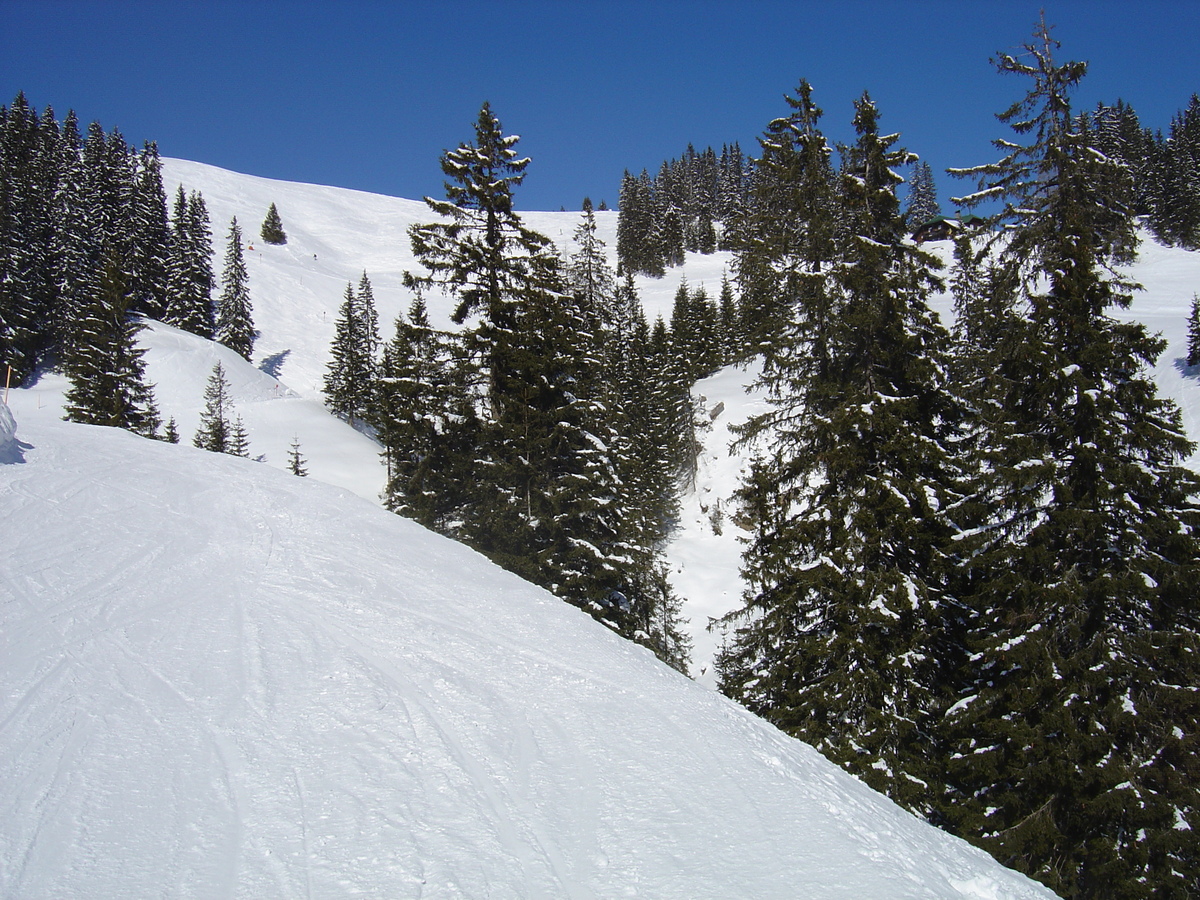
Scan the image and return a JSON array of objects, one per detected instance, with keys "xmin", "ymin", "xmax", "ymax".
[
  {"xmin": 483, "ymin": 277, "xmax": 626, "ymax": 617},
  {"xmin": 322, "ymin": 274, "xmax": 379, "ymax": 427},
  {"xmin": 567, "ymin": 197, "xmax": 617, "ymax": 333},
  {"xmin": 667, "ymin": 280, "xmax": 721, "ymax": 382},
  {"xmin": 615, "ymin": 169, "xmax": 665, "ymax": 278},
  {"xmin": 0, "ymin": 92, "xmax": 59, "ymax": 384},
  {"xmin": 164, "ymin": 187, "xmax": 214, "ymax": 338},
  {"xmin": 562, "ymin": 205, "xmax": 691, "ymax": 666},
  {"xmin": 718, "ymin": 91, "xmax": 963, "ymax": 818},
  {"xmin": 402, "ymin": 103, "xmax": 683, "ymax": 661},
  {"xmin": 80, "ymin": 121, "xmax": 133, "ymax": 276},
  {"xmin": 62, "ymin": 254, "xmax": 160, "ymax": 436},
  {"xmin": 1148, "ymin": 95, "xmax": 1200, "ymax": 249},
  {"xmin": 1188, "ymin": 294, "xmax": 1200, "ymax": 367},
  {"xmin": 127, "ymin": 142, "xmax": 171, "ymax": 320},
  {"xmin": 1084, "ymin": 99, "xmax": 1157, "ymax": 218},
  {"xmin": 354, "ymin": 270, "xmax": 380, "ymax": 368},
  {"xmin": 731, "ymin": 79, "xmax": 838, "ymax": 362},
  {"xmin": 944, "ymin": 19, "xmax": 1200, "ymax": 897},
  {"xmin": 193, "ymin": 361, "xmax": 233, "ymax": 453},
  {"xmin": 716, "ymin": 272, "xmax": 742, "ymax": 364},
  {"xmin": 47, "ymin": 110, "xmax": 96, "ymax": 358},
  {"xmin": 215, "ymin": 217, "xmax": 255, "ymax": 360},
  {"xmin": 377, "ymin": 295, "xmax": 476, "ymax": 531},
  {"xmin": 904, "ymin": 160, "xmax": 941, "ymax": 227},
  {"xmin": 259, "ymin": 202, "xmax": 286, "ymax": 245}
]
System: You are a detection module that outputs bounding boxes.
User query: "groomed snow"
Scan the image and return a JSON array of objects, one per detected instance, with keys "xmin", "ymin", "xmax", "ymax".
[{"xmin": 0, "ymin": 411, "xmax": 1056, "ymax": 898}]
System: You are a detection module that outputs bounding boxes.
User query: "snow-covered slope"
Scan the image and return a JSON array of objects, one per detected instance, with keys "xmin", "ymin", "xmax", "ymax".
[
  {"xmin": 159, "ymin": 158, "xmax": 758, "ymax": 670},
  {"xmin": 0, "ymin": 409, "xmax": 1056, "ymax": 899},
  {"xmin": 13, "ymin": 158, "xmax": 1200, "ymax": 683}
]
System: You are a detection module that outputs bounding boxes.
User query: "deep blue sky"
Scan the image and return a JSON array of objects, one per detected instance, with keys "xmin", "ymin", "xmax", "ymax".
[{"xmin": 3, "ymin": 1, "xmax": 1198, "ymax": 211}]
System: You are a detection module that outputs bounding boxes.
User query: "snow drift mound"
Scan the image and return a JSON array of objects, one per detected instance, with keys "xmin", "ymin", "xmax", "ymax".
[{"xmin": 0, "ymin": 419, "xmax": 1056, "ymax": 899}]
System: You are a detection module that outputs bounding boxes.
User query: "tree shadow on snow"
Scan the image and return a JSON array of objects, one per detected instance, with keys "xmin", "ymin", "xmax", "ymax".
[
  {"xmin": 259, "ymin": 349, "xmax": 291, "ymax": 378},
  {"xmin": 1173, "ymin": 356, "xmax": 1200, "ymax": 379},
  {"xmin": 0, "ymin": 438, "xmax": 32, "ymax": 464}
]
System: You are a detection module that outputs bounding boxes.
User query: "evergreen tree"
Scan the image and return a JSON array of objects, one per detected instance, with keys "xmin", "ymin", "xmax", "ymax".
[
  {"xmin": 127, "ymin": 142, "xmax": 171, "ymax": 320},
  {"xmin": 215, "ymin": 217, "xmax": 255, "ymax": 360},
  {"xmin": 377, "ymin": 296, "xmax": 473, "ymax": 530},
  {"xmin": 354, "ymin": 270, "xmax": 380, "ymax": 367},
  {"xmin": 228, "ymin": 415, "xmax": 251, "ymax": 458},
  {"xmin": 905, "ymin": 160, "xmax": 942, "ymax": 227},
  {"xmin": 716, "ymin": 272, "xmax": 742, "ymax": 363},
  {"xmin": 400, "ymin": 103, "xmax": 688, "ymax": 667},
  {"xmin": 61, "ymin": 253, "xmax": 160, "ymax": 437},
  {"xmin": 193, "ymin": 361, "xmax": 234, "ymax": 453},
  {"xmin": 163, "ymin": 416, "xmax": 180, "ymax": 444},
  {"xmin": 288, "ymin": 436, "xmax": 308, "ymax": 475},
  {"xmin": 406, "ymin": 102, "xmax": 561, "ymax": 403},
  {"xmin": 946, "ymin": 19, "xmax": 1200, "ymax": 896},
  {"xmin": 1144, "ymin": 96, "xmax": 1200, "ymax": 249},
  {"xmin": 1188, "ymin": 294, "xmax": 1200, "ymax": 367},
  {"xmin": 165, "ymin": 188, "xmax": 214, "ymax": 338},
  {"xmin": 603, "ymin": 273, "xmax": 693, "ymax": 672},
  {"xmin": 566, "ymin": 197, "xmax": 617, "ymax": 335},
  {"xmin": 732, "ymin": 79, "xmax": 838, "ymax": 360},
  {"xmin": 323, "ymin": 275, "xmax": 378, "ymax": 426},
  {"xmin": 0, "ymin": 92, "xmax": 57, "ymax": 383},
  {"xmin": 48, "ymin": 109, "xmax": 95, "ymax": 357},
  {"xmin": 615, "ymin": 169, "xmax": 665, "ymax": 277},
  {"xmin": 719, "ymin": 91, "xmax": 959, "ymax": 818},
  {"xmin": 260, "ymin": 202, "xmax": 287, "ymax": 245}
]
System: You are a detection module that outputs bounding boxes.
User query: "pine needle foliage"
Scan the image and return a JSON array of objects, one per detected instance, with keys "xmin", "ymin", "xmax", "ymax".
[
  {"xmin": 1187, "ymin": 294, "xmax": 1200, "ymax": 367},
  {"xmin": 945, "ymin": 17, "xmax": 1200, "ymax": 896},
  {"xmin": 719, "ymin": 89, "xmax": 962, "ymax": 818},
  {"xmin": 215, "ymin": 217, "xmax": 255, "ymax": 361},
  {"xmin": 193, "ymin": 361, "xmax": 234, "ymax": 453},
  {"xmin": 62, "ymin": 254, "xmax": 160, "ymax": 437},
  {"xmin": 259, "ymin": 202, "xmax": 287, "ymax": 245}
]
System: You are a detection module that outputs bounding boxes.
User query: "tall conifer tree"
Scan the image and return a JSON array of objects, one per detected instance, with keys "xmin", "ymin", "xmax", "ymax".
[
  {"xmin": 732, "ymin": 79, "xmax": 838, "ymax": 361},
  {"xmin": 945, "ymin": 19, "xmax": 1200, "ymax": 895},
  {"xmin": 193, "ymin": 361, "xmax": 234, "ymax": 453},
  {"xmin": 215, "ymin": 217, "xmax": 255, "ymax": 360},
  {"xmin": 720, "ymin": 91, "xmax": 960, "ymax": 817},
  {"xmin": 165, "ymin": 187, "xmax": 214, "ymax": 338},
  {"xmin": 323, "ymin": 280, "xmax": 379, "ymax": 426},
  {"xmin": 62, "ymin": 254, "xmax": 159, "ymax": 437}
]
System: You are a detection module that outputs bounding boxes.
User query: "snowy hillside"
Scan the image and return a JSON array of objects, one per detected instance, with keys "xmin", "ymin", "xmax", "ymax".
[
  {"xmin": 10, "ymin": 158, "xmax": 1199, "ymax": 684},
  {"xmin": 0, "ymin": 408, "xmax": 1057, "ymax": 898}
]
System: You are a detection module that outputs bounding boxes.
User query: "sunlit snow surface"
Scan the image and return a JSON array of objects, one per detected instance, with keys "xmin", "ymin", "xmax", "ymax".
[{"xmin": 1, "ymin": 412, "xmax": 1055, "ymax": 898}]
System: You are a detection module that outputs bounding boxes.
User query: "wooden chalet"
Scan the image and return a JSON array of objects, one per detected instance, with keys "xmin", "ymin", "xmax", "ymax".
[{"xmin": 912, "ymin": 214, "xmax": 987, "ymax": 243}]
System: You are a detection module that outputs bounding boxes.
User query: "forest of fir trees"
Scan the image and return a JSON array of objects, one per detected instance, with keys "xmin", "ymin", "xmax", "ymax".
[
  {"xmin": 706, "ymin": 21, "xmax": 1199, "ymax": 899},
  {"xmin": 0, "ymin": 92, "xmax": 266, "ymax": 447}
]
